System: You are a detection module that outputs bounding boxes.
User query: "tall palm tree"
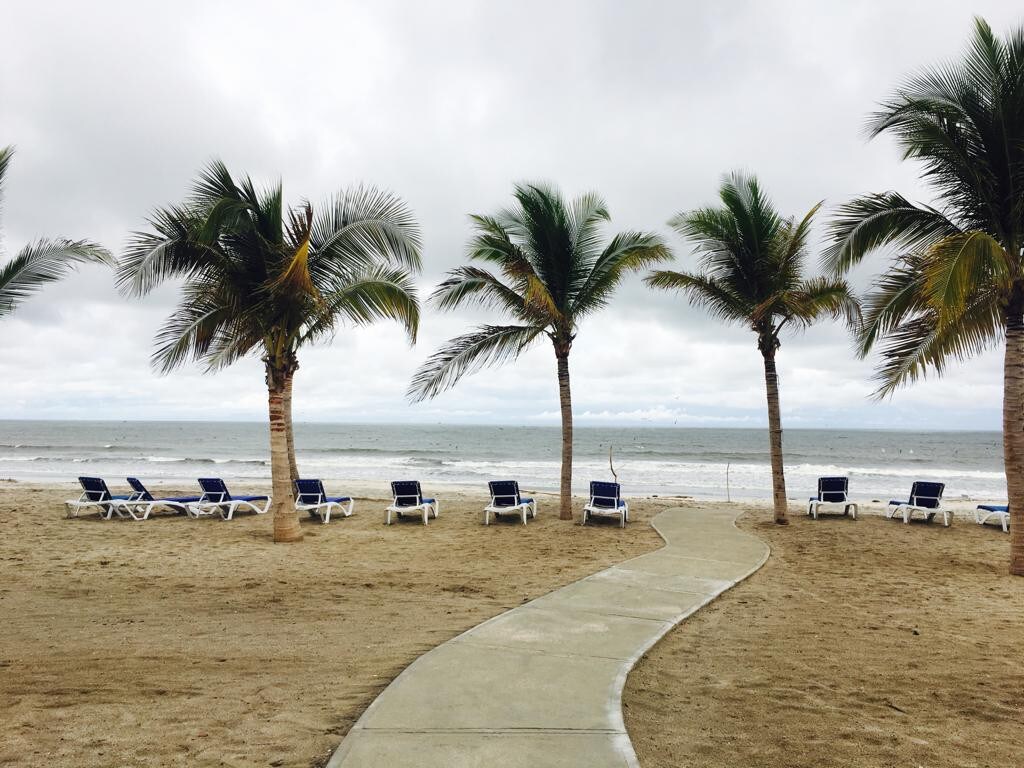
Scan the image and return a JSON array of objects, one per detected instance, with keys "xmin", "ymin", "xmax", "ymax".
[
  {"xmin": 0, "ymin": 146, "xmax": 110, "ymax": 318},
  {"xmin": 119, "ymin": 160, "xmax": 421, "ymax": 542},
  {"xmin": 647, "ymin": 172, "xmax": 859, "ymax": 524},
  {"xmin": 825, "ymin": 18, "xmax": 1024, "ymax": 575},
  {"xmin": 408, "ymin": 182, "xmax": 670, "ymax": 519}
]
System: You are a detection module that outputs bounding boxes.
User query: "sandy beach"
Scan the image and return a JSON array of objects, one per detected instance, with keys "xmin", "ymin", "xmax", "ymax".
[
  {"xmin": 624, "ymin": 510, "xmax": 1024, "ymax": 768},
  {"xmin": 2, "ymin": 483, "xmax": 1021, "ymax": 767},
  {"xmin": 0, "ymin": 482, "xmax": 670, "ymax": 767}
]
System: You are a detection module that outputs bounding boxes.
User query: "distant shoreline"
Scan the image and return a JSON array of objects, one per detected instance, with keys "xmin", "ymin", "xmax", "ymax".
[{"xmin": 0, "ymin": 417, "xmax": 1003, "ymax": 434}]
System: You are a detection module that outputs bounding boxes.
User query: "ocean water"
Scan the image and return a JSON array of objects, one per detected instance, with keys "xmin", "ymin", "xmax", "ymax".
[{"xmin": 0, "ymin": 420, "xmax": 1007, "ymax": 501}]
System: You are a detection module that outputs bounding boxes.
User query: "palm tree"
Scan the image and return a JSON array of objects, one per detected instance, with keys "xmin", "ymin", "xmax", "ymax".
[
  {"xmin": 408, "ymin": 182, "xmax": 670, "ymax": 519},
  {"xmin": 0, "ymin": 146, "xmax": 111, "ymax": 318},
  {"xmin": 825, "ymin": 18, "xmax": 1024, "ymax": 575},
  {"xmin": 647, "ymin": 172, "xmax": 859, "ymax": 524},
  {"xmin": 118, "ymin": 160, "xmax": 421, "ymax": 542}
]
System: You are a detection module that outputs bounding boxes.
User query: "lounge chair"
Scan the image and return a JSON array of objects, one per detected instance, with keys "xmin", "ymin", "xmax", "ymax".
[
  {"xmin": 975, "ymin": 504, "xmax": 1010, "ymax": 532},
  {"xmin": 189, "ymin": 478, "xmax": 271, "ymax": 520},
  {"xmin": 294, "ymin": 478, "xmax": 354, "ymax": 524},
  {"xmin": 483, "ymin": 480, "xmax": 536, "ymax": 525},
  {"xmin": 386, "ymin": 480, "xmax": 438, "ymax": 525},
  {"xmin": 807, "ymin": 476, "xmax": 857, "ymax": 520},
  {"xmin": 582, "ymin": 481, "xmax": 629, "ymax": 527},
  {"xmin": 115, "ymin": 477, "xmax": 203, "ymax": 521},
  {"xmin": 886, "ymin": 481, "xmax": 950, "ymax": 526},
  {"xmin": 64, "ymin": 476, "xmax": 134, "ymax": 519}
]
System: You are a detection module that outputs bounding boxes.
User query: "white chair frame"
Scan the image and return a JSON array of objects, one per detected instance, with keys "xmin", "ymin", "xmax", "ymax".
[
  {"xmin": 484, "ymin": 492, "xmax": 536, "ymax": 526},
  {"xmin": 65, "ymin": 490, "xmax": 139, "ymax": 519},
  {"xmin": 386, "ymin": 491, "xmax": 438, "ymax": 525},
  {"xmin": 582, "ymin": 491, "xmax": 628, "ymax": 527},
  {"xmin": 886, "ymin": 492, "xmax": 950, "ymax": 527},
  {"xmin": 807, "ymin": 496, "xmax": 858, "ymax": 520},
  {"xmin": 296, "ymin": 492, "xmax": 354, "ymax": 524},
  {"xmin": 189, "ymin": 491, "xmax": 271, "ymax": 520},
  {"xmin": 975, "ymin": 506, "xmax": 1010, "ymax": 533},
  {"xmin": 115, "ymin": 498, "xmax": 196, "ymax": 521}
]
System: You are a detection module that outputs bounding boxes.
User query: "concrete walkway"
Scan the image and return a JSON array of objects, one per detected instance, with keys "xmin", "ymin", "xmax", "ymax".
[{"xmin": 327, "ymin": 507, "xmax": 770, "ymax": 768}]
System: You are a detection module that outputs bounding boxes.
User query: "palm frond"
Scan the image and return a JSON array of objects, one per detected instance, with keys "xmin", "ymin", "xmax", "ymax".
[
  {"xmin": 870, "ymin": 287, "xmax": 1002, "ymax": 397},
  {"xmin": 644, "ymin": 269, "xmax": 749, "ymax": 323},
  {"xmin": 783, "ymin": 276, "xmax": 862, "ymax": 330},
  {"xmin": 919, "ymin": 230, "xmax": 1009, "ymax": 320},
  {"xmin": 301, "ymin": 267, "xmax": 420, "ymax": 345},
  {"xmin": 0, "ymin": 239, "xmax": 112, "ymax": 318},
  {"xmin": 0, "ymin": 145, "xmax": 12, "ymax": 220},
  {"xmin": 824, "ymin": 192, "xmax": 961, "ymax": 274},
  {"xmin": 856, "ymin": 254, "xmax": 931, "ymax": 355},
  {"xmin": 407, "ymin": 324, "xmax": 543, "ymax": 402},
  {"xmin": 466, "ymin": 211, "xmax": 559, "ymax": 322},
  {"xmin": 310, "ymin": 186, "xmax": 422, "ymax": 281},
  {"xmin": 572, "ymin": 231, "xmax": 672, "ymax": 317},
  {"xmin": 122, "ymin": 162, "xmax": 423, "ymax": 376},
  {"xmin": 776, "ymin": 202, "xmax": 821, "ymax": 282},
  {"xmin": 568, "ymin": 191, "xmax": 610, "ymax": 263},
  {"xmin": 150, "ymin": 282, "xmax": 236, "ymax": 373},
  {"xmin": 117, "ymin": 203, "xmax": 222, "ymax": 297},
  {"xmin": 429, "ymin": 265, "xmax": 526, "ymax": 315},
  {"xmin": 272, "ymin": 201, "xmax": 317, "ymax": 297}
]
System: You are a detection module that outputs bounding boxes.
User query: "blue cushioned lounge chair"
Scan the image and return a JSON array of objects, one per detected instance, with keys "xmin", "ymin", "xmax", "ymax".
[
  {"xmin": 189, "ymin": 478, "xmax": 271, "ymax": 520},
  {"xmin": 886, "ymin": 481, "xmax": 950, "ymax": 526},
  {"xmin": 118, "ymin": 477, "xmax": 203, "ymax": 521},
  {"xmin": 484, "ymin": 480, "xmax": 536, "ymax": 525},
  {"xmin": 64, "ymin": 476, "xmax": 135, "ymax": 519},
  {"xmin": 386, "ymin": 480, "xmax": 438, "ymax": 525},
  {"xmin": 975, "ymin": 504, "xmax": 1010, "ymax": 533},
  {"xmin": 582, "ymin": 481, "xmax": 628, "ymax": 527},
  {"xmin": 294, "ymin": 478, "xmax": 354, "ymax": 524},
  {"xmin": 807, "ymin": 476, "xmax": 857, "ymax": 520}
]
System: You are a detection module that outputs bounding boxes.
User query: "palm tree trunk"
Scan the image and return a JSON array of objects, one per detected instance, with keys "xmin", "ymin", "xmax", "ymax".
[
  {"xmin": 760, "ymin": 341, "xmax": 789, "ymax": 524},
  {"xmin": 284, "ymin": 370, "xmax": 299, "ymax": 493},
  {"xmin": 556, "ymin": 348, "xmax": 574, "ymax": 520},
  {"xmin": 1003, "ymin": 287, "xmax": 1024, "ymax": 576},
  {"xmin": 267, "ymin": 363, "xmax": 302, "ymax": 543}
]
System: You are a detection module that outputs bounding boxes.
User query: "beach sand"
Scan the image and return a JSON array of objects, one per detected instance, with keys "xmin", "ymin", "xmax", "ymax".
[
  {"xmin": 4, "ymin": 485, "xmax": 1021, "ymax": 767},
  {"xmin": 624, "ymin": 506, "xmax": 1024, "ymax": 768},
  {"xmin": 0, "ymin": 482, "xmax": 669, "ymax": 767}
]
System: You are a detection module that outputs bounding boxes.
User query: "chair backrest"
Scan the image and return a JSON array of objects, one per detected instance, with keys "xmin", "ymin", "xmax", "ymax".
[
  {"xmin": 126, "ymin": 477, "xmax": 155, "ymax": 501},
  {"xmin": 391, "ymin": 480, "xmax": 422, "ymax": 507},
  {"xmin": 589, "ymin": 481, "xmax": 621, "ymax": 509},
  {"xmin": 817, "ymin": 476, "xmax": 848, "ymax": 503},
  {"xmin": 294, "ymin": 478, "xmax": 326, "ymax": 504},
  {"xmin": 488, "ymin": 480, "xmax": 521, "ymax": 507},
  {"xmin": 78, "ymin": 476, "xmax": 112, "ymax": 502},
  {"xmin": 909, "ymin": 481, "xmax": 944, "ymax": 509},
  {"xmin": 198, "ymin": 477, "xmax": 231, "ymax": 502}
]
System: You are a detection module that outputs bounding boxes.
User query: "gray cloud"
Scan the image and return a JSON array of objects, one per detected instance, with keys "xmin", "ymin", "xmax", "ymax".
[{"xmin": 0, "ymin": 0, "xmax": 1017, "ymax": 429}]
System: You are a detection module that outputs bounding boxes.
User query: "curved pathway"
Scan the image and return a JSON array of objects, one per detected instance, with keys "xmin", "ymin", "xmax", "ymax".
[{"xmin": 327, "ymin": 507, "xmax": 769, "ymax": 767}]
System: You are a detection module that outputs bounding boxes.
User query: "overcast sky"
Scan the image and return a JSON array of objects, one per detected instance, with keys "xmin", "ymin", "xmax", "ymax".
[{"xmin": 0, "ymin": 1, "xmax": 1018, "ymax": 429}]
